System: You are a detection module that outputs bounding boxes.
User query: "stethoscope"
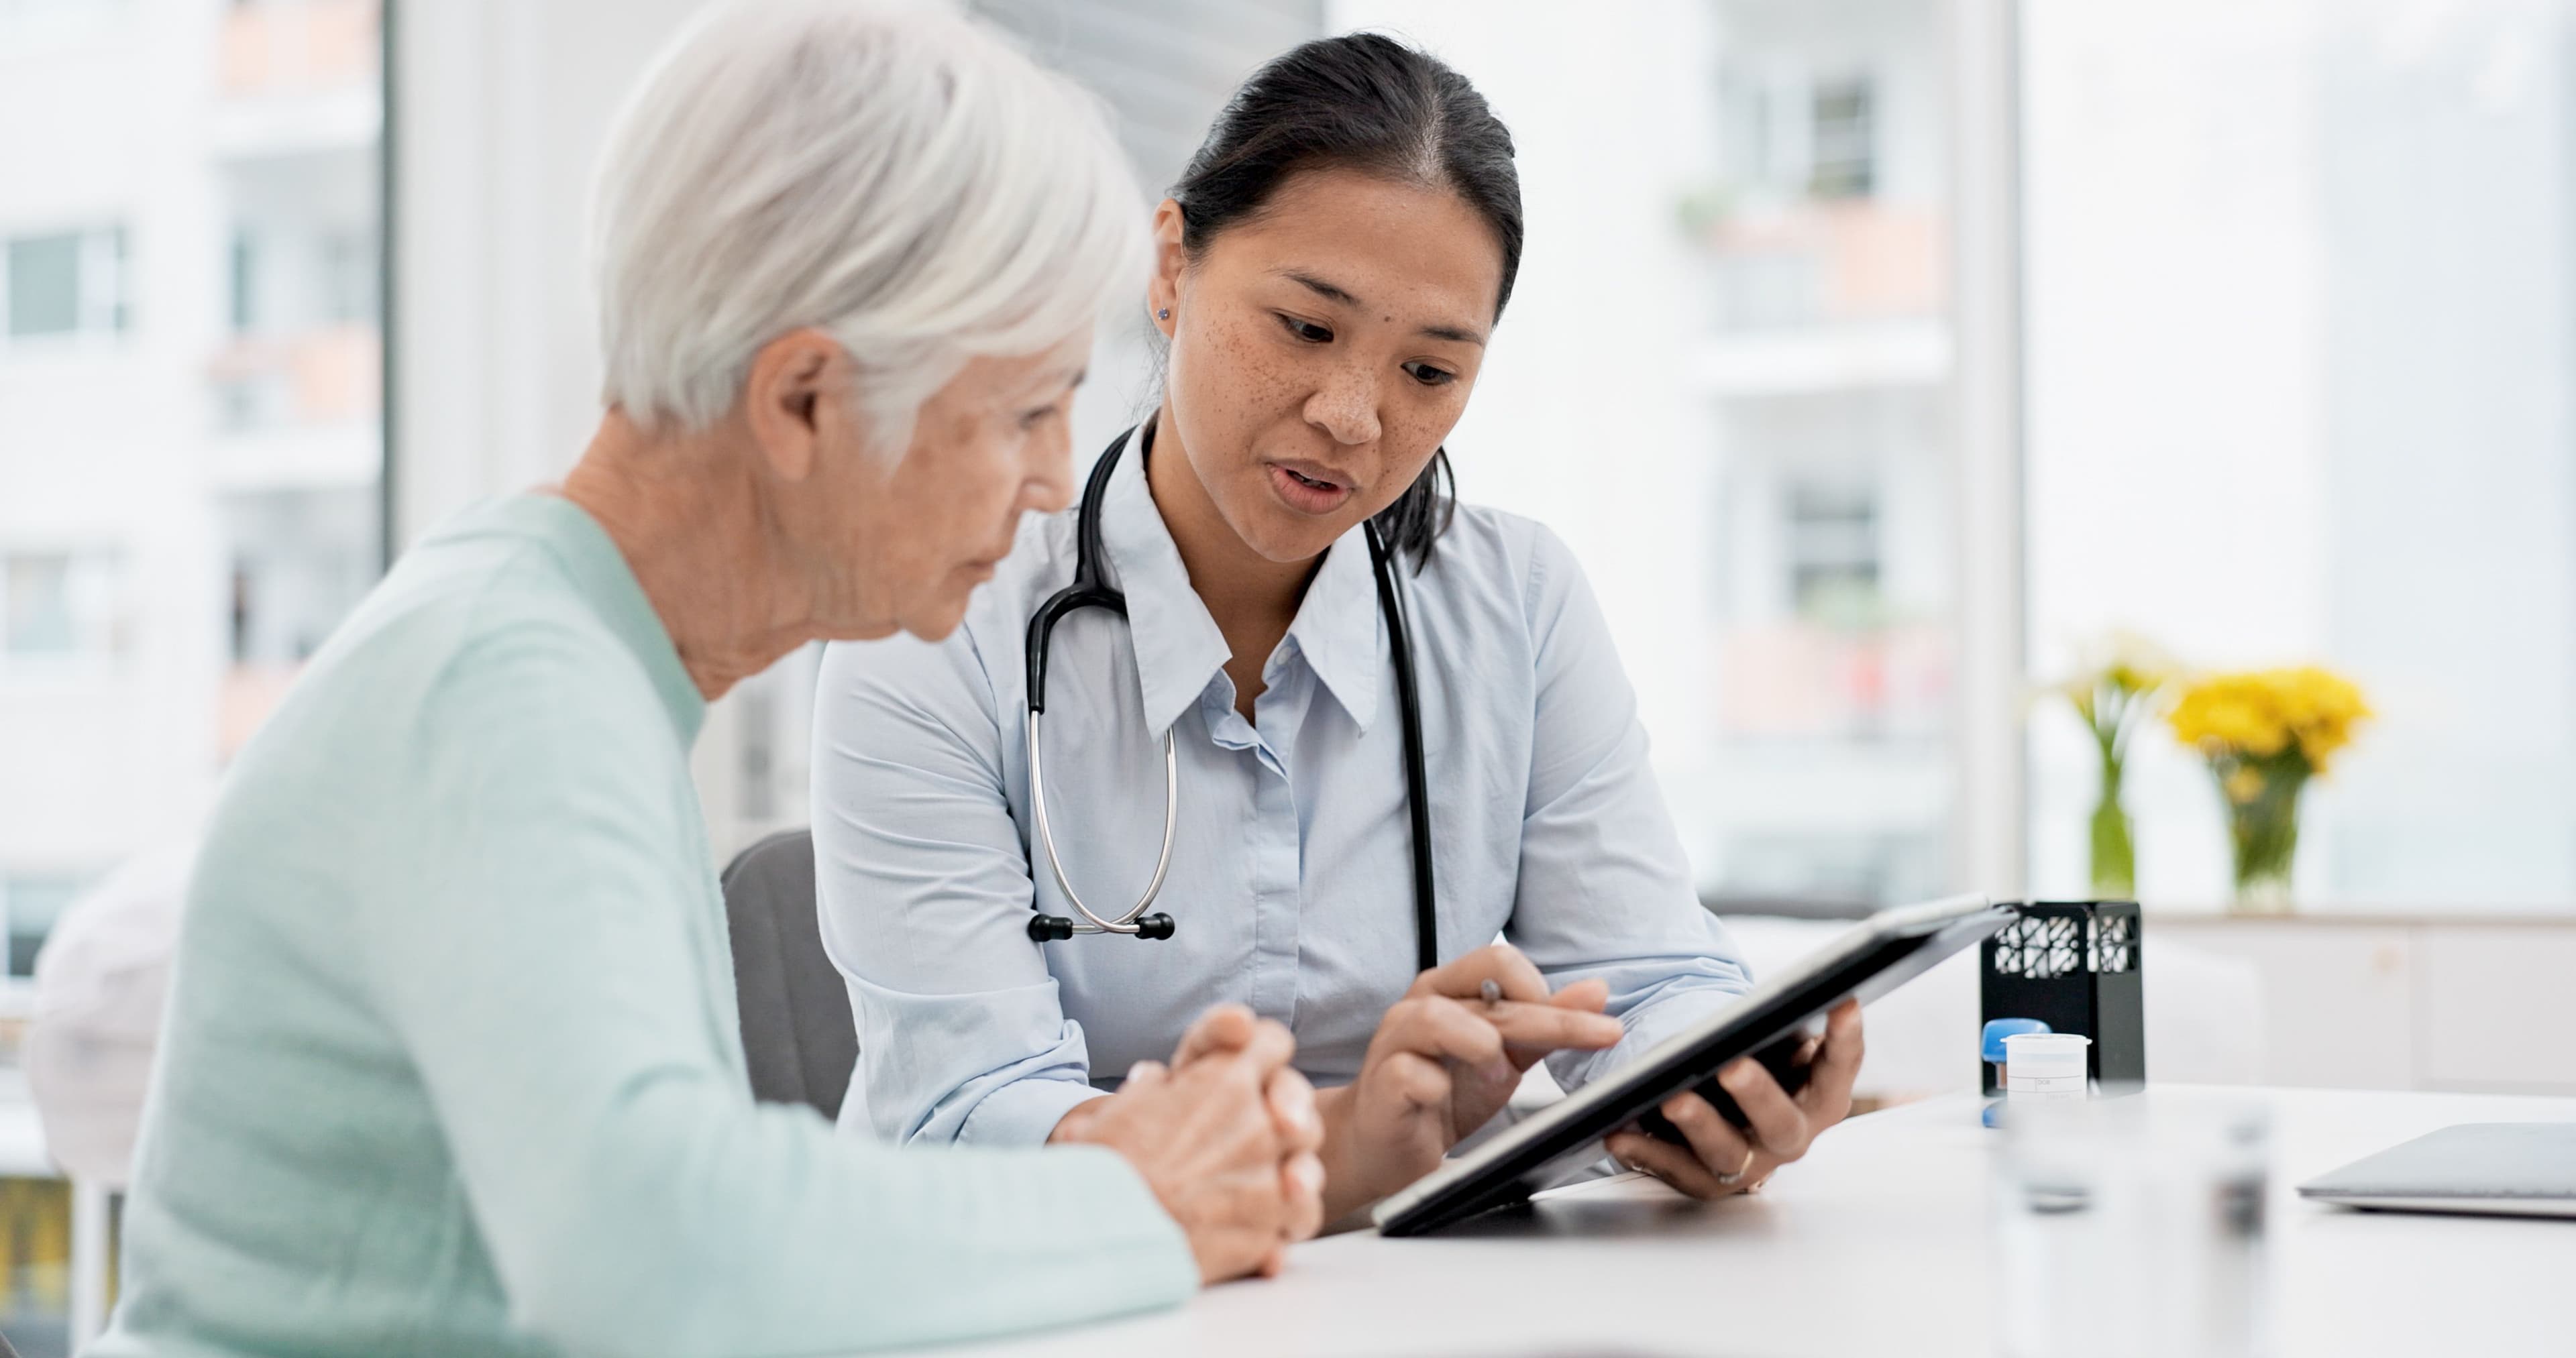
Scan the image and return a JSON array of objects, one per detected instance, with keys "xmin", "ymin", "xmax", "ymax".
[{"xmin": 1022, "ymin": 420, "xmax": 1441, "ymax": 972}]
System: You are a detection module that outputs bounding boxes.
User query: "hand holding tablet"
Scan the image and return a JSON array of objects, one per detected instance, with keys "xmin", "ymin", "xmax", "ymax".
[
  {"xmin": 1375, "ymin": 895, "xmax": 2011, "ymax": 1235},
  {"xmin": 1611, "ymin": 1001, "xmax": 1864, "ymax": 1198}
]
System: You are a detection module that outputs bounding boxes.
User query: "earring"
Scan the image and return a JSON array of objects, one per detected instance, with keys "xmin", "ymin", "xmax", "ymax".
[{"xmin": 1158, "ymin": 308, "xmax": 1171, "ymax": 321}]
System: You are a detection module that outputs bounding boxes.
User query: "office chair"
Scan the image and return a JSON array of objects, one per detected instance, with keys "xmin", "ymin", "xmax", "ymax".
[{"xmin": 719, "ymin": 828, "xmax": 858, "ymax": 1123}]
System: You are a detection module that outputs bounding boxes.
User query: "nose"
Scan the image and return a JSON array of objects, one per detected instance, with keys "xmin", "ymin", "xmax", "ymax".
[
  {"xmin": 1302, "ymin": 359, "xmax": 1383, "ymax": 447},
  {"xmin": 1025, "ymin": 425, "xmax": 1077, "ymax": 515}
]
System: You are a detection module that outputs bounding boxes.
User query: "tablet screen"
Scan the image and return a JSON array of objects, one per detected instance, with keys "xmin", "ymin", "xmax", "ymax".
[{"xmin": 1373, "ymin": 893, "xmax": 2008, "ymax": 1235}]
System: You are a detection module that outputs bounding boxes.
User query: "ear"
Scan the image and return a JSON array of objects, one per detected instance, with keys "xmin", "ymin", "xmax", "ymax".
[
  {"xmin": 1148, "ymin": 199, "xmax": 1188, "ymax": 339},
  {"xmin": 741, "ymin": 328, "xmax": 847, "ymax": 484}
]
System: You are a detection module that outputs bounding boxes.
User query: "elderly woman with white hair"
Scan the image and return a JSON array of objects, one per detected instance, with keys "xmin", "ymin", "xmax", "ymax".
[{"xmin": 91, "ymin": 5, "xmax": 1326, "ymax": 1356}]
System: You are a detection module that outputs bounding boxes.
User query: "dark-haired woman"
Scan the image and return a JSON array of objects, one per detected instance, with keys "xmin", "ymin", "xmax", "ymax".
[{"xmin": 812, "ymin": 32, "xmax": 1864, "ymax": 1223}]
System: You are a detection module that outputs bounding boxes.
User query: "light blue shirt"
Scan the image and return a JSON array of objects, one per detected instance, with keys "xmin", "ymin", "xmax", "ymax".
[{"xmin": 814, "ymin": 440, "xmax": 1750, "ymax": 1149}]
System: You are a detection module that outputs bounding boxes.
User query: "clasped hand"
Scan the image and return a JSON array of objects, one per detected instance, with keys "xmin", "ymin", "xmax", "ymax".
[{"xmin": 1052, "ymin": 1005, "xmax": 1326, "ymax": 1282}]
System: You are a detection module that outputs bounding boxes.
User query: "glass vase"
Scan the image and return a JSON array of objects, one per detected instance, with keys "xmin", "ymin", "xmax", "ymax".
[
  {"xmin": 2088, "ymin": 754, "xmax": 2136, "ymax": 899},
  {"xmin": 2224, "ymin": 759, "xmax": 2309, "ymax": 915}
]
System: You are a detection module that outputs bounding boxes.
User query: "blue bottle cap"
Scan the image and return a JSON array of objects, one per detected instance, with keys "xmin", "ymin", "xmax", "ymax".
[{"xmin": 1982, "ymin": 1017, "xmax": 2051, "ymax": 1064}]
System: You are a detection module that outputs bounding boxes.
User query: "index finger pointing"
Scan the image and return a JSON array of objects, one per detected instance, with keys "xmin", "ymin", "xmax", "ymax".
[
  {"xmin": 1484, "ymin": 1001, "xmax": 1624, "ymax": 1054},
  {"xmin": 1417, "ymin": 942, "xmax": 1551, "ymax": 1005}
]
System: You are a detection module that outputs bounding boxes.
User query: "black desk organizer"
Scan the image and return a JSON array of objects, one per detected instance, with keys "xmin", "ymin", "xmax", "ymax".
[{"xmin": 1978, "ymin": 901, "xmax": 2146, "ymax": 1094}]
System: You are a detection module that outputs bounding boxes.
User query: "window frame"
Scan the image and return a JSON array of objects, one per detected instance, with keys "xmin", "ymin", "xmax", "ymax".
[{"xmin": 1, "ymin": 222, "xmax": 131, "ymax": 350}]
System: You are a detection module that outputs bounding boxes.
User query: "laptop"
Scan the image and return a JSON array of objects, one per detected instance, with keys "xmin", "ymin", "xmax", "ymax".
[{"xmin": 2298, "ymin": 1123, "xmax": 2576, "ymax": 1219}]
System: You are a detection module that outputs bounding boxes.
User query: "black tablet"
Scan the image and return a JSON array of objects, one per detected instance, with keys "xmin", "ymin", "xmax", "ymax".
[{"xmin": 1372, "ymin": 893, "xmax": 2012, "ymax": 1237}]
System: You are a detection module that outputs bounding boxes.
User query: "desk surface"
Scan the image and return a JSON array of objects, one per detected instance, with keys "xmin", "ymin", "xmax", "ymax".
[{"xmin": 908, "ymin": 1085, "xmax": 2576, "ymax": 1358}]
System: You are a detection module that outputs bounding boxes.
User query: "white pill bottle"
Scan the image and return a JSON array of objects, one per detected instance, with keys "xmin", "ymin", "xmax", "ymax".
[{"xmin": 2003, "ymin": 1032, "xmax": 2093, "ymax": 1101}]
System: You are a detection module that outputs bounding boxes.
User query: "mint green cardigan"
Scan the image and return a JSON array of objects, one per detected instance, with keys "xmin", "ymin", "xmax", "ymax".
[{"xmin": 95, "ymin": 497, "xmax": 1193, "ymax": 1357}]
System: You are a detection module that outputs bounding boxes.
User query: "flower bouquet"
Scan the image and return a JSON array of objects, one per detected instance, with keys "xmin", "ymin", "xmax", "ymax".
[{"xmin": 2165, "ymin": 666, "xmax": 2373, "ymax": 911}]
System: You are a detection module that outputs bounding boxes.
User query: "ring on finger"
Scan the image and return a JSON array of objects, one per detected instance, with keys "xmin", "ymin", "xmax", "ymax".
[
  {"xmin": 1714, "ymin": 1148, "xmax": 1756, "ymax": 1186},
  {"xmin": 1479, "ymin": 978, "xmax": 1503, "ymax": 1007}
]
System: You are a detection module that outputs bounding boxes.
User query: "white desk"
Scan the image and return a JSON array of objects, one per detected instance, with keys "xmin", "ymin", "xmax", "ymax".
[{"xmin": 910, "ymin": 1086, "xmax": 2576, "ymax": 1357}]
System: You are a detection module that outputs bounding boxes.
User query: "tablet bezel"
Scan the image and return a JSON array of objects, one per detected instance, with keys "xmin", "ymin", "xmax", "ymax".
[{"xmin": 1372, "ymin": 893, "xmax": 2009, "ymax": 1237}]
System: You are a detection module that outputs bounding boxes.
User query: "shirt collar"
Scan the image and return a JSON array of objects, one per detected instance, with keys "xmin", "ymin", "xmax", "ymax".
[
  {"xmin": 1099, "ymin": 429, "xmax": 1233, "ymax": 738},
  {"xmin": 1282, "ymin": 520, "xmax": 1387, "ymax": 734},
  {"xmin": 496, "ymin": 494, "xmax": 708, "ymax": 746},
  {"xmin": 1099, "ymin": 425, "xmax": 1387, "ymax": 736}
]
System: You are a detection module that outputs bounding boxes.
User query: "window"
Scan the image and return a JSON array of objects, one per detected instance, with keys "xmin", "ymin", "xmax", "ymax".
[
  {"xmin": 1786, "ymin": 481, "xmax": 1882, "ymax": 621},
  {"xmin": 228, "ymin": 229, "xmax": 258, "ymax": 333},
  {"xmin": 1, "ymin": 553, "xmax": 125, "ymax": 666},
  {"xmin": 2021, "ymin": 1, "xmax": 2576, "ymax": 909},
  {"xmin": 3, "ymin": 227, "xmax": 125, "ymax": 340},
  {"xmin": 1809, "ymin": 76, "xmax": 1876, "ymax": 199},
  {"xmin": 319, "ymin": 227, "xmax": 376, "ymax": 325},
  {"xmin": 1, "ymin": 875, "xmax": 85, "ymax": 980}
]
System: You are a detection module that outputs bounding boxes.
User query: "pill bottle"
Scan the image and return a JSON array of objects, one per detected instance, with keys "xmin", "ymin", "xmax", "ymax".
[{"xmin": 2004, "ymin": 1032, "xmax": 2092, "ymax": 1101}]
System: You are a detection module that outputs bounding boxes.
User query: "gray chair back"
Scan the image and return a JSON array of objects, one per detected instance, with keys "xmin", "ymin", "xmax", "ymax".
[{"xmin": 720, "ymin": 828, "xmax": 857, "ymax": 1121}]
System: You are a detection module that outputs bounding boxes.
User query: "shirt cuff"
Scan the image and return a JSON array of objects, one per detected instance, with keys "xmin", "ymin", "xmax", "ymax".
[
  {"xmin": 1555, "ymin": 982, "xmax": 1746, "ymax": 1090},
  {"xmin": 955, "ymin": 1076, "xmax": 1108, "ymax": 1149}
]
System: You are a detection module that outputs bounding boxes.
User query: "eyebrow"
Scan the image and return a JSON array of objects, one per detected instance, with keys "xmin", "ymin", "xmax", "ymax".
[{"xmin": 1283, "ymin": 270, "xmax": 1488, "ymax": 347}]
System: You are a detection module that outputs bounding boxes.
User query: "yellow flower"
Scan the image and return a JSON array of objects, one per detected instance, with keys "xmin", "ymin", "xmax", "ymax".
[{"xmin": 2167, "ymin": 665, "xmax": 2374, "ymax": 776}]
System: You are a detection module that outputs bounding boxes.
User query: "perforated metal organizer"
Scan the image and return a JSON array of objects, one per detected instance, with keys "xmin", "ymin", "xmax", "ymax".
[{"xmin": 1978, "ymin": 902, "xmax": 2145, "ymax": 1094}]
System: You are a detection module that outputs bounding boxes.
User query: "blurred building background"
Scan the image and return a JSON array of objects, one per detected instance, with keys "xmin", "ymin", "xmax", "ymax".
[
  {"xmin": 7, "ymin": 0, "xmax": 2576, "ymax": 1005},
  {"xmin": 4, "ymin": 0, "xmax": 2576, "ymax": 1345},
  {"xmin": 0, "ymin": 0, "xmax": 382, "ymax": 1345},
  {"xmin": 0, "ymin": 0, "xmax": 379, "ymax": 1019}
]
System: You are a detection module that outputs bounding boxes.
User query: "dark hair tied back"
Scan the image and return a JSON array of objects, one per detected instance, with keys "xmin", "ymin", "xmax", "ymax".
[{"xmin": 1171, "ymin": 32, "xmax": 1522, "ymax": 568}]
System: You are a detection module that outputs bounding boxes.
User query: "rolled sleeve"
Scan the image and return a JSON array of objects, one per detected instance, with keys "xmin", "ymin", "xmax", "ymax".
[
  {"xmin": 849, "ymin": 973, "xmax": 1102, "ymax": 1147},
  {"xmin": 816, "ymin": 630, "xmax": 1104, "ymax": 1147}
]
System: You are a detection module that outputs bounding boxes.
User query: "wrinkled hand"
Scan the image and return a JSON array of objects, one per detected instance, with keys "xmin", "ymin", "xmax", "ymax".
[
  {"xmin": 1053, "ymin": 1005, "xmax": 1326, "ymax": 1282},
  {"xmin": 1313, "ymin": 944, "xmax": 1625, "ymax": 1220},
  {"xmin": 1605, "ymin": 999, "xmax": 1864, "ymax": 1200}
]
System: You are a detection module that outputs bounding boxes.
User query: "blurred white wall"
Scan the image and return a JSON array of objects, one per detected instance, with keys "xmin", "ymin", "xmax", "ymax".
[{"xmin": 390, "ymin": 0, "xmax": 711, "ymax": 547}]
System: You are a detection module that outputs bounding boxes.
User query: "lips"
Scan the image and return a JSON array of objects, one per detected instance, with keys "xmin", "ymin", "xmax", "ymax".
[{"xmin": 1267, "ymin": 460, "xmax": 1356, "ymax": 514}]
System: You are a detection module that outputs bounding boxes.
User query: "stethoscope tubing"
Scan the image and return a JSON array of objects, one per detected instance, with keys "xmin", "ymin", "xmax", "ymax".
[
  {"xmin": 1023, "ymin": 420, "xmax": 1434, "ymax": 964},
  {"xmin": 1025, "ymin": 708, "xmax": 1179, "ymax": 936}
]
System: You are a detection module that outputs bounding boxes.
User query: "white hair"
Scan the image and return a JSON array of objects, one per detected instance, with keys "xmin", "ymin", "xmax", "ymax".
[{"xmin": 590, "ymin": 0, "xmax": 1146, "ymax": 443}]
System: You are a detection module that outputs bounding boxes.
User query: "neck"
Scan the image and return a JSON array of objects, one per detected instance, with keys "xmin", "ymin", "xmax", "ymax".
[
  {"xmin": 557, "ymin": 410, "xmax": 818, "ymax": 701},
  {"xmin": 1142, "ymin": 407, "xmax": 1320, "ymax": 636}
]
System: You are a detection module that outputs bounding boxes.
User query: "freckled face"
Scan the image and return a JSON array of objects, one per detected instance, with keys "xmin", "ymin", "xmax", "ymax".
[{"xmin": 1149, "ymin": 168, "xmax": 1505, "ymax": 564}]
